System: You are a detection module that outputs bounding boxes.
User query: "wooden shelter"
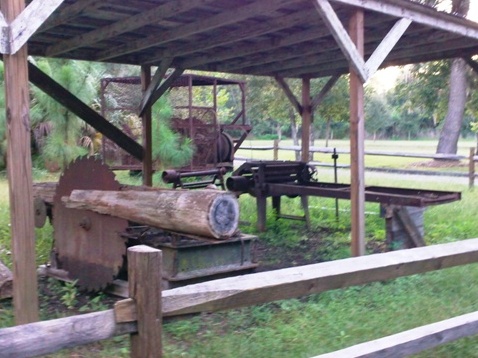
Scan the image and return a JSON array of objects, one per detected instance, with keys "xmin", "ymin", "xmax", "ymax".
[{"xmin": 2, "ymin": 0, "xmax": 478, "ymax": 323}]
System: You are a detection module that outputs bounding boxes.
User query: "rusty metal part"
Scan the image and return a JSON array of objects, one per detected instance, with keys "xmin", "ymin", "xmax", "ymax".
[
  {"xmin": 228, "ymin": 161, "xmax": 462, "ymax": 231},
  {"xmin": 34, "ymin": 197, "xmax": 47, "ymax": 228},
  {"xmin": 52, "ymin": 157, "xmax": 128, "ymax": 291},
  {"xmin": 162, "ymin": 167, "xmax": 227, "ymax": 189}
]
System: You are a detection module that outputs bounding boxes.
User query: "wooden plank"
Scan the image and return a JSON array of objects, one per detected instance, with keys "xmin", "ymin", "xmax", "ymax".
[
  {"xmin": 313, "ymin": 0, "xmax": 369, "ymax": 83},
  {"xmin": 395, "ymin": 206, "xmax": 426, "ymax": 247},
  {"xmin": 141, "ymin": 5, "xmax": 314, "ymax": 66},
  {"xmin": 0, "ymin": 11, "xmax": 9, "ymax": 54},
  {"xmin": 349, "ymin": 9, "xmax": 366, "ymax": 257},
  {"xmin": 97, "ymin": 0, "xmax": 299, "ymax": 61},
  {"xmin": 37, "ymin": 0, "xmax": 98, "ymax": 33},
  {"xmin": 1, "ymin": 0, "xmax": 38, "ymax": 325},
  {"xmin": 365, "ymin": 18, "xmax": 412, "ymax": 76},
  {"xmin": 9, "ymin": 0, "xmax": 64, "ymax": 54},
  {"xmin": 140, "ymin": 65, "xmax": 153, "ymax": 186},
  {"xmin": 330, "ymin": 0, "xmax": 478, "ymax": 40},
  {"xmin": 138, "ymin": 58, "xmax": 173, "ymax": 117},
  {"xmin": 128, "ymin": 246, "xmax": 163, "ymax": 358},
  {"xmin": 301, "ymin": 77, "xmax": 311, "ymax": 162},
  {"xmin": 144, "ymin": 68, "xmax": 184, "ymax": 115},
  {"xmin": 161, "ymin": 238, "xmax": 478, "ymax": 316},
  {"xmin": 27, "ymin": 62, "xmax": 144, "ymax": 161},
  {"xmin": 0, "ymin": 309, "xmax": 137, "ymax": 357},
  {"xmin": 311, "ymin": 74, "xmax": 340, "ymax": 110},
  {"xmin": 46, "ymin": 0, "xmax": 216, "ymax": 56},
  {"xmin": 274, "ymin": 76, "xmax": 302, "ymax": 115},
  {"xmin": 314, "ymin": 311, "xmax": 478, "ymax": 358}
]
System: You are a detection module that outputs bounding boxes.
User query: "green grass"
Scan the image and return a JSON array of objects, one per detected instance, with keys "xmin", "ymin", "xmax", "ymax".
[{"xmin": 1, "ymin": 140, "xmax": 478, "ymax": 356}]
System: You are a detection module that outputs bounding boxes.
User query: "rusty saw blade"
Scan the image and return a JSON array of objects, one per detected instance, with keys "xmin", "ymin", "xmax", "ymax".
[{"xmin": 52, "ymin": 156, "xmax": 128, "ymax": 291}]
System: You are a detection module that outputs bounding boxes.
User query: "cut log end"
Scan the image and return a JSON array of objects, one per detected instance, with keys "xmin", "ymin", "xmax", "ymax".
[{"xmin": 209, "ymin": 194, "xmax": 239, "ymax": 239}]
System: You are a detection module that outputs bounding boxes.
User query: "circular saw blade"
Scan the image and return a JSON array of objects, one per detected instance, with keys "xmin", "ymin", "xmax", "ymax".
[{"xmin": 53, "ymin": 156, "xmax": 128, "ymax": 291}]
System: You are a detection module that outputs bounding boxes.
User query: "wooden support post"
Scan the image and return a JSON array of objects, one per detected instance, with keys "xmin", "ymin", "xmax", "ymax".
[
  {"xmin": 141, "ymin": 65, "xmax": 153, "ymax": 186},
  {"xmin": 469, "ymin": 147, "xmax": 475, "ymax": 189},
  {"xmin": 301, "ymin": 77, "xmax": 311, "ymax": 162},
  {"xmin": 273, "ymin": 139, "xmax": 279, "ymax": 160},
  {"xmin": 349, "ymin": 10, "xmax": 366, "ymax": 257},
  {"xmin": 128, "ymin": 245, "xmax": 163, "ymax": 358},
  {"xmin": 1, "ymin": 0, "xmax": 39, "ymax": 324}
]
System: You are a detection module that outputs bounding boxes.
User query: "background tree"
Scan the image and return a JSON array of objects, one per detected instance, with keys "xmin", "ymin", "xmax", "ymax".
[{"xmin": 30, "ymin": 59, "xmax": 103, "ymax": 170}]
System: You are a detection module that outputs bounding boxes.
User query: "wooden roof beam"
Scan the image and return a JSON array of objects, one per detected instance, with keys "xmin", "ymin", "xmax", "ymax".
[
  {"xmin": 311, "ymin": 74, "xmax": 340, "ymax": 110},
  {"xmin": 365, "ymin": 18, "xmax": 412, "ymax": 76},
  {"xmin": 8, "ymin": 0, "xmax": 64, "ymax": 54},
  {"xmin": 138, "ymin": 58, "xmax": 173, "ymax": 117},
  {"xmin": 97, "ymin": 0, "xmax": 299, "ymax": 61},
  {"xmin": 139, "ymin": 68, "xmax": 185, "ymax": 117},
  {"xmin": 274, "ymin": 76, "xmax": 303, "ymax": 115},
  {"xmin": 330, "ymin": 0, "xmax": 478, "ymax": 40},
  {"xmin": 141, "ymin": 9, "xmax": 317, "ymax": 66},
  {"xmin": 46, "ymin": 0, "xmax": 216, "ymax": 57},
  {"xmin": 28, "ymin": 62, "xmax": 144, "ymax": 161},
  {"xmin": 313, "ymin": 0, "xmax": 369, "ymax": 82}
]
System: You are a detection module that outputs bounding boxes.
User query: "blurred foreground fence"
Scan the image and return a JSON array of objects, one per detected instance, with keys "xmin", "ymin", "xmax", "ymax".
[
  {"xmin": 2, "ymin": 240, "xmax": 478, "ymax": 357},
  {"xmin": 238, "ymin": 141, "xmax": 478, "ymax": 188}
]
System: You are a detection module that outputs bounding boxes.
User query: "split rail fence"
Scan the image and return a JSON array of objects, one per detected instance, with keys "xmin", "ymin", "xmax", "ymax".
[
  {"xmin": 238, "ymin": 141, "xmax": 478, "ymax": 188},
  {"xmin": 2, "ymin": 239, "xmax": 478, "ymax": 357}
]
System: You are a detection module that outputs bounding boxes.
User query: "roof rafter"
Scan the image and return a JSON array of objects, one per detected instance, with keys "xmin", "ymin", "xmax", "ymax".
[
  {"xmin": 46, "ymin": 0, "xmax": 217, "ymax": 57},
  {"xmin": 37, "ymin": 0, "xmax": 99, "ymax": 33},
  {"xmin": 140, "ymin": 8, "xmax": 318, "ymax": 66},
  {"xmin": 330, "ymin": 0, "xmax": 478, "ymax": 39},
  {"xmin": 97, "ymin": 0, "xmax": 300, "ymax": 61}
]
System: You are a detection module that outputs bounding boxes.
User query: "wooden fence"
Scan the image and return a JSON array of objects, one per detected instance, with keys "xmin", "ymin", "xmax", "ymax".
[
  {"xmin": 2, "ymin": 239, "xmax": 478, "ymax": 357},
  {"xmin": 238, "ymin": 141, "xmax": 478, "ymax": 188}
]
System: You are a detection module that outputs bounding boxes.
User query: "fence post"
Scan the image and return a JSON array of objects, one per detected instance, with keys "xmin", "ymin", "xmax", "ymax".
[
  {"xmin": 469, "ymin": 147, "xmax": 475, "ymax": 189},
  {"xmin": 273, "ymin": 139, "xmax": 279, "ymax": 160},
  {"xmin": 128, "ymin": 245, "xmax": 163, "ymax": 358}
]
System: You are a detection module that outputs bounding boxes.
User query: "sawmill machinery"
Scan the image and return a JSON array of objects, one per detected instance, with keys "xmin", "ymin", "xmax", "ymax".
[{"xmin": 35, "ymin": 157, "xmax": 257, "ymax": 292}]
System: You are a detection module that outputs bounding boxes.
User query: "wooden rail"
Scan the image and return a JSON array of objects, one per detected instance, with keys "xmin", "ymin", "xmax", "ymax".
[
  {"xmin": 2, "ymin": 239, "xmax": 478, "ymax": 357},
  {"xmin": 238, "ymin": 142, "xmax": 478, "ymax": 187}
]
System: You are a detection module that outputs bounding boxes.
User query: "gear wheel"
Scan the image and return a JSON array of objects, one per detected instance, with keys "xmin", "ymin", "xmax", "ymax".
[{"xmin": 52, "ymin": 157, "xmax": 128, "ymax": 291}]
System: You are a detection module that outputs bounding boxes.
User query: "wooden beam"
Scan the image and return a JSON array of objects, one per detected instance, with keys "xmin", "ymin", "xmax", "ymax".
[
  {"xmin": 311, "ymin": 74, "xmax": 340, "ymax": 110},
  {"xmin": 138, "ymin": 58, "xmax": 173, "ymax": 117},
  {"xmin": 365, "ymin": 18, "xmax": 412, "ymax": 76},
  {"xmin": 37, "ymin": 0, "xmax": 98, "ymax": 33},
  {"xmin": 141, "ymin": 65, "xmax": 153, "ymax": 186},
  {"xmin": 330, "ymin": 0, "xmax": 478, "ymax": 40},
  {"xmin": 313, "ymin": 0, "xmax": 369, "ymax": 83},
  {"xmin": 1, "ymin": 0, "xmax": 38, "ymax": 325},
  {"xmin": 465, "ymin": 57, "xmax": 478, "ymax": 74},
  {"xmin": 301, "ymin": 77, "xmax": 312, "ymax": 162},
  {"xmin": 9, "ymin": 0, "xmax": 64, "ymax": 54},
  {"xmin": 0, "ymin": 11, "xmax": 9, "ymax": 54},
  {"xmin": 28, "ymin": 62, "xmax": 144, "ymax": 161},
  {"xmin": 314, "ymin": 311, "xmax": 478, "ymax": 358},
  {"xmin": 97, "ymin": 0, "xmax": 298, "ymax": 61},
  {"xmin": 140, "ymin": 4, "xmax": 313, "ymax": 66},
  {"xmin": 349, "ymin": 9, "xmax": 366, "ymax": 257},
  {"xmin": 161, "ymin": 238, "xmax": 478, "ymax": 316},
  {"xmin": 128, "ymin": 246, "xmax": 163, "ymax": 358},
  {"xmin": 141, "ymin": 68, "xmax": 184, "ymax": 117},
  {"xmin": 46, "ymin": 0, "xmax": 215, "ymax": 57},
  {"xmin": 274, "ymin": 76, "xmax": 303, "ymax": 115}
]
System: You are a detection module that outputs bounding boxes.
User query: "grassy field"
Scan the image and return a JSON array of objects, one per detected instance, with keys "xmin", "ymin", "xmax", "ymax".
[
  {"xmin": 236, "ymin": 138, "xmax": 477, "ymax": 170},
  {"xmin": 1, "ymin": 140, "xmax": 478, "ymax": 357}
]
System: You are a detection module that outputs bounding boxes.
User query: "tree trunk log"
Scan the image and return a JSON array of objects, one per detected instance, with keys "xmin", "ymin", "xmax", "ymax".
[
  {"xmin": 63, "ymin": 189, "xmax": 239, "ymax": 239},
  {"xmin": 0, "ymin": 260, "xmax": 12, "ymax": 299}
]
